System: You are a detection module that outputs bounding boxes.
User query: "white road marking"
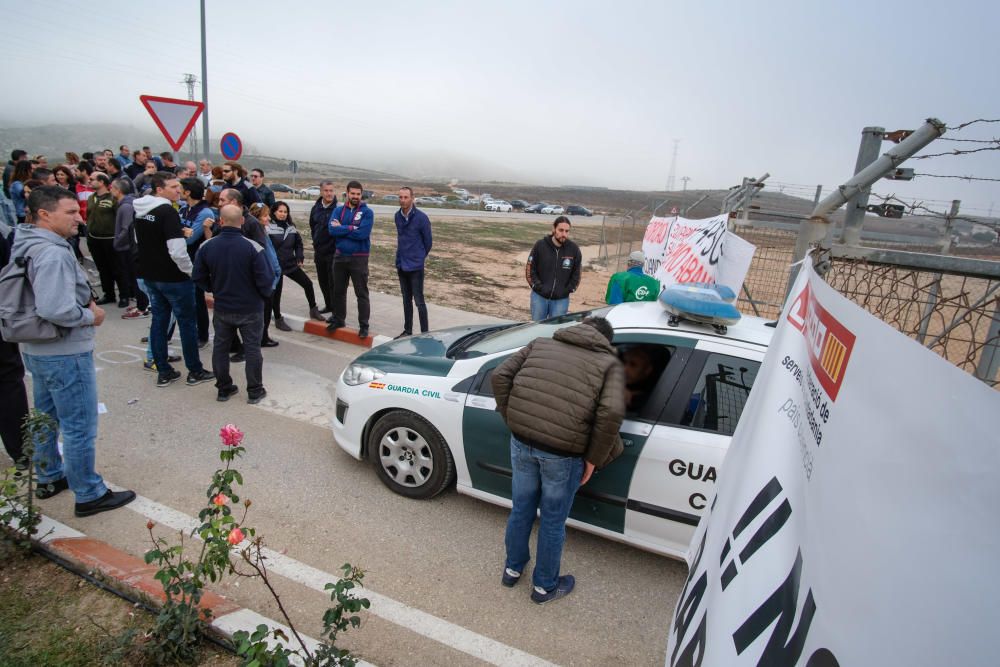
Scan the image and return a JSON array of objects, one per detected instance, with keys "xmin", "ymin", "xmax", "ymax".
[{"xmin": 113, "ymin": 487, "xmax": 557, "ymax": 667}]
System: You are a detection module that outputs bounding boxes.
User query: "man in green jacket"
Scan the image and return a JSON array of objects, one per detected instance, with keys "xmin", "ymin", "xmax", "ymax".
[
  {"xmin": 605, "ymin": 250, "xmax": 660, "ymax": 304},
  {"xmin": 86, "ymin": 172, "xmax": 127, "ymax": 307},
  {"xmin": 492, "ymin": 317, "xmax": 625, "ymax": 604}
]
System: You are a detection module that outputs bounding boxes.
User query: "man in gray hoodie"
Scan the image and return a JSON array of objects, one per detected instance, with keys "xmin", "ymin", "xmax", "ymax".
[
  {"xmin": 13, "ymin": 186, "xmax": 136, "ymax": 516},
  {"xmin": 111, "ymin": 178, "xmax": 148, "ymax": 318}
]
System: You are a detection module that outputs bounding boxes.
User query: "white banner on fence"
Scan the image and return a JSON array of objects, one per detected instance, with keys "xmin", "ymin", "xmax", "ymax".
[
  {"xmin": 666, "ymin": 259, "xmax": 1000, "ymax": 667},
  {"xmin": 641, "ymin": 214, "xmax": 755, "ymax": 293}
]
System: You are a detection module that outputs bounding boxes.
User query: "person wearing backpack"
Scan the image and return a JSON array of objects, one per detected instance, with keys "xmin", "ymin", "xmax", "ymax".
[
  {"xmin": 0, "ymin": 231, "xmax": 29, "ymax": 467},
  {"xmin": 5, "ymin": 186, "xmax": 135, "ymax": 516}
]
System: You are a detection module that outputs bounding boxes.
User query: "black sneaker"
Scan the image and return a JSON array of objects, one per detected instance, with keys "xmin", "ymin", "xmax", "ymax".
[
  {"xmin": 156, "ymin": 369, "xmax": 182, "ymax": 387},
  {"xmin": 358, "ymin": 326, "xmax": 369, "ymax": 339},
  {"xmin": 198, "ymin": 339, "xmax": 210, "ymax": 349},
  {"xmin": 394, "ymin": 331, "xmax": 412, "ymax": 340},
  {"xmin": 230, "ymin": 352, "xmax": 245, "ymax": 363},
  {"xmin": 167, "ymin": 354, "xmax": 181, "ymax": 363},
  {"xmin": 95, "ymin": 295, "xmax": 116, "ymax": 305},
  {"xmin": 117, "ymin": 298, "xmax": 129, "ymax": 308},
  {"xmin": 217, "ymin": 385, "xmax": 239, "ymax": 402},
  {"xmin": 261, "ymin": 338, "xmax": 279, "ymax": 348},
  {"xmin": 326, "ymin": 320, "xmax": 344, "ymax": 332},
  {"xmin": 501, "ymin": 567, "xmax": 522, "ymax": 588},
  {"xmin": 531, "ymin": 575, "xmax": 575, "ymax": 604},
  {"xmin": 186, "ymin": 369, "xmax": 215, "ymax": 386},
  {"xmin": 247, "ymin": 388, "xmax": 268, "ymax": 405},
  {"xmin": 74, "ymin": 489, "xmax": 137, "ymax": 517},
  {"xmin": 275, "ymin": 318, "xmax": 292, "ymax": 332},
  {"xmin": 36, "ymin": 477, "xmax": 69, "ymax": 499}
]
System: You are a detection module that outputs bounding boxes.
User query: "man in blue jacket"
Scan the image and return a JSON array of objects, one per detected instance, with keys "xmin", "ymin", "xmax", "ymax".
[
  {"xmin": 327, "ymin": 180, "xmax": 374, "ymax": 338},
  {"xmin": 394, "ymin": 187, "xmax": 432, "ymax": 338},
  {"xmin": 192, "ymin": 204, "xmax": 275, "ymax": 404}
]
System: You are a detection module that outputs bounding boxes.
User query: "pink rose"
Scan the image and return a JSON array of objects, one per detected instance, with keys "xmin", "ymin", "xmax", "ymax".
[
  {"xmin": 212, "ymin": 493, "xmax": 228, "ymax": 507},
  {"xmin": 227, "ymin": 527, "xmax": 245, "ymax": 545},
  {"xmin": 219, "ymin": 424, "xmax": 244, "ymax": 447}
]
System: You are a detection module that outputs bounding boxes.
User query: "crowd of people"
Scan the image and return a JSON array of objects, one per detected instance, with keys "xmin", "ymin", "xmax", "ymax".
[{"xmin": 0, "ymin": 142, "xmax": 440, "ymax": 519}]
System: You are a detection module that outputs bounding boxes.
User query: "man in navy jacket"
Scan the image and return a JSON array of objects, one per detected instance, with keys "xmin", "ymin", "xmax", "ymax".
[
  {"xmin": 192, "ymin": 204, "xmax": 275, "ymax": 404},
  {"xmin": 327, "ymin": 180, "xmax": 374, "ymax": 338},
  {"xmin": 394, "ymin": 187, "xmax": 433, "ymax": 338}
]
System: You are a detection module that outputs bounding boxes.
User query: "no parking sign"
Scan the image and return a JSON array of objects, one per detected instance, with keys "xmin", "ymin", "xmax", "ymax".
[{"xmin": 220, "ymin": 132, "xmax": 242, "ymax": 161}]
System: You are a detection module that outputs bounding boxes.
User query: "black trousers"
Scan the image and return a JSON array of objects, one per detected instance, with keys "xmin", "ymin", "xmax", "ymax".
[
  {"xmin": 88, "ymin": 236, "xmax": 126, "ymax": 299},
  {"xmin": 332, "ymin": 256, "xmax": 370, "ymax": 328},
  {"xmin": 0, "ymin": 338, "xmax": 28, "ymax": 462},
  {"xmin": 273, "ymin": 268, "xmax": 317, "ymax": 318},
  {"xmin": 194, "ymin": 286, "xmax": 210, "ymax": 343},
  {"xmin": 315, "ymin": 255, "xmax": 333, "ymax": 310},
  {"xmin": 117, "ymin": 250, "xmax": 147, "ymax": 310},
  {"xmin": 397, "ymin": 268, "xmax": 429, "ymax": 333},
  {"xmin": 212, "ymin": 310, "xmax": 264, "ymax": 395}
]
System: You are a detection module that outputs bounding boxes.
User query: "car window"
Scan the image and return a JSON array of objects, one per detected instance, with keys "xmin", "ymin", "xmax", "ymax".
[
  {"xmin": 616, "ymin": 343, "xmax": 675, "ymax": 417},
  {"xmin": 460, "ymin": 307, "xmax": 613, "ymax": 358},
  {"xmin": 679, "ymin": 353, "xmax": 760, "ymax": 435}
]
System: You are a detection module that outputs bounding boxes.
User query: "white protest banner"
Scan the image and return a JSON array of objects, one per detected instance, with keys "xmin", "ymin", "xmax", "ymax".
[
  {"xmin": 641, "ymin": 215, "xmax": 755, "ymax": 293},
  {"xmin": 666, "ymin": 259, "xmax": 1000, "ymax": 667}
]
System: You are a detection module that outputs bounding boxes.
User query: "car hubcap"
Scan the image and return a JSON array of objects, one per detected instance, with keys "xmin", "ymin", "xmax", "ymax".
[{"xmin": 378, "ymin": 426, "xmax": 433, "ymax": 488}]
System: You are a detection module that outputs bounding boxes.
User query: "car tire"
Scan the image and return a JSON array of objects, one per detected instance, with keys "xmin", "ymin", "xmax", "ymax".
[{"xmin": 368, "ymin": 411, "xmax": 455, "ymax": 499}]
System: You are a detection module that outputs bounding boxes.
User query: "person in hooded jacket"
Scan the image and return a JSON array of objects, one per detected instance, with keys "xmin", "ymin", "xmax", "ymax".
[
  {"xmin": 132, "ymin": 172, "xmax": 214, "ymax": 388},
  {"xmin": 180, "ymin": 178, "xmax": 215, "ymax": 346},
  {"xmin": 308, "ymin": 181, "xmax": 338, "ymax": 314},
  {"xmin": 111, "ymin": 178, "xmax": 149, "ymax": 318},
  {"xmin": 267, "ymin": 201, "xmax": 323, "ymax": 330}
]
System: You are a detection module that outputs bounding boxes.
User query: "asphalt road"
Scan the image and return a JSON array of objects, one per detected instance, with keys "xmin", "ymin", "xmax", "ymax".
[{"xmin": 26, "ymin": 295, "xmax": 687, "ymax": 666}]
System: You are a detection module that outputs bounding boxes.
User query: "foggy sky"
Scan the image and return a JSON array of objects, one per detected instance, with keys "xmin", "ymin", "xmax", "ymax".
[{"xmin": 1, "ymin": 0, "xmax": 998, "ymax": 213}]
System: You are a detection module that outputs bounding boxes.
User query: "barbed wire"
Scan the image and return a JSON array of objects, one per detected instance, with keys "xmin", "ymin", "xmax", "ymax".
[
  {"xmin": 940, "ymin": 137, "xmax": 1000, "ymax": 144},
  {"xmin": 947, "ymin": 118, "xmax": 1000, "ymax": 131},
  {"xmin": 915, "ymin": 173, "xmax": 1000, "ymax": 183},
  {"xmin": 871, "ymin": 193, "xmax": 996, "ymax": 228},
  {"xmin": 913, "ymin": 145, "xmax": 1000, "ymax": 160}
]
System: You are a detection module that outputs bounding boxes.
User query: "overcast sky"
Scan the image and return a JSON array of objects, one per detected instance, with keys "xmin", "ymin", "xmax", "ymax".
[{"xmin": 1, "ymin": 0, "xmax": 998, "ymax": 213}]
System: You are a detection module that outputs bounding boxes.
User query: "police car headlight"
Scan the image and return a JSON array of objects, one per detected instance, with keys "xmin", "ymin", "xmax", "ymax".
[{"xmin": 343, "ymin": 364, "xmax": 386, "ymax": 386}]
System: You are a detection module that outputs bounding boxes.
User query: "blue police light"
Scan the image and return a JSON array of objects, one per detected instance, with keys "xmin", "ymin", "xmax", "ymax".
[{"xmin": 659, "ymin": 282, "xmax": 742, "ymax": 335}]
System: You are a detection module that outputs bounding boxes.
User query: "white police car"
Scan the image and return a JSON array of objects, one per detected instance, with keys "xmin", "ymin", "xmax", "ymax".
[{"xmin": 332, "ymin": 296, "xmax": 772, "ymax": 559}]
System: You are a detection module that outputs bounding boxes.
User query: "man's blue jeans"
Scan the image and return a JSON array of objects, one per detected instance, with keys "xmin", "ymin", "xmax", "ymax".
[
  {"xmin": 504, "ymin": 435, "xmax": 583, "ymax": 591},
  {"xmin": 530, "ymin": 291, "xmax": 569, "ymax": 322},
  {"xmin": 22, "ymin": 352, "xmax": 108, "ymax": 503},
  {"xmin": 144, "ymin": 279, "xmax": 204, "ymax": 378}
]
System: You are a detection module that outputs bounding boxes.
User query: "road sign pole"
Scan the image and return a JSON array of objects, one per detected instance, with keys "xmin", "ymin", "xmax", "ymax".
[{"xmin": 200, "ymin": 0, "xmax": 210, "ymax": 157}]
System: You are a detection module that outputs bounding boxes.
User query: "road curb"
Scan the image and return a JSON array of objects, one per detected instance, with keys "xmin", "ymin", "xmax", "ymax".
[
  {"xmin": 19, "ymin": 512, "xmax": 370, "ymax": 667},
  {"xmin": 280, "ymin": 314, "xmax": 380, "ymax": 348}
]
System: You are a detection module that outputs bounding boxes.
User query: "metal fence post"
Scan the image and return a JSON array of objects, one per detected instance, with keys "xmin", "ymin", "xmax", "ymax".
[
  {"xmin": 975, "ymin": 298, "xmax": 1000, "ymax": 384},
  {"xmin": 840, "ymin": 127, "xmax": 885, "ymax": 247},
  {"xmin": 916, "ymin": 200, "xmax": 959, "ymax": 344}
]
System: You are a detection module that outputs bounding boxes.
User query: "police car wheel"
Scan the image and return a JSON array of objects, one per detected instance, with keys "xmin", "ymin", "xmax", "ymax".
[{"xmin": 368, "ymin": 411, "xmax": 455, "ymax": 499}]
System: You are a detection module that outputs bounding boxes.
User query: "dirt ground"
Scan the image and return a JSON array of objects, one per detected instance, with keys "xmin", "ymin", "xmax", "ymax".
[
  {"xmin": 0, "ymin": 550, "xmax": 238, "ymax": 666},
  {"xmin": 299, "ymin": 215, "xmax": 645, "ymax": 321}
]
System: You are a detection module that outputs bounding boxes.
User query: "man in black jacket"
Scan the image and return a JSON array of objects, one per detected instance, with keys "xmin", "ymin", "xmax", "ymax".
[
  {"xmin": 193, "ymin": 204, "xmax": 275, "ymax": 404},
  {"xmin": 308, "ymin": 181, "xmax": 338, "ymax": 313},
  {"xmin": 133, "ymin": 173, "xmax": 214, "ymax": 388},
  {"xmin": 525, "ymin": 216, "xmax": 582, "ymax": 321}
]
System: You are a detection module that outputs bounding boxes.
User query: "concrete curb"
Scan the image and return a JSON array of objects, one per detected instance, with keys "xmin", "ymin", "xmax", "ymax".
[
  {"xmin": 21, "ymin": 512, "xmax": 374, "ymax": 667},
  {"xmin": 281, "ymin": 314, "xmax": 389, "ymax": 349}
]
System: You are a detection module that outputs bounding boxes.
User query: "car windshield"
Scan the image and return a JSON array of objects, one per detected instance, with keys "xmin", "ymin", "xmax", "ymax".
[{"xmin": 457, "ymin": 307, "xmax": 613, "ymax": 358}]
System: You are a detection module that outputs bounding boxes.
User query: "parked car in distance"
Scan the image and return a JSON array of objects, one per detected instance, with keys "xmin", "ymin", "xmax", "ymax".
[
  {"xmin": 565, "ymin": 205, "xmax": 593, "ymax": 216},
  {"xmin": 362, "ymin": 190, "xmax": 376, "ymax": 200},
  {"xmin": 541, "ymin": 205, "xmax": 565, "ymax": 215},
  {"xmin": 300, "ymin": 186, "xmax": 321, "ymax": 197},
  {"xmin": 382, "ymin": 194, "xmax": 400, "ymax": 203},
  {"xmin": 510, "ymin": 199, "xmax": 529, "ymax": 210},
  {"xmin": 415, "ymin": 196, "xmax": 443, "ymax": 205},
  {"xmin": 485, "ymin": 200, "xmax": 513, "ymax": 212},
  {"xmin": 269, "ymin": 183, "xmax": 297, "ymax": 193},
  {"xmin": 523, "ymin": 202, "xmax": 549, "ymax": 213}
]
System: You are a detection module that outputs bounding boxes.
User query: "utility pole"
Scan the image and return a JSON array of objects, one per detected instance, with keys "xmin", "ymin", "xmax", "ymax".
[
  {"xmin": 681, "ymin": 176, "xmax": 690, "ymax": 193},
  {"xmin": 200, "ymin": 0, "xmax": 210, "ymax": 158},
  {"xmin": 840, "ymin": 126, "xmax": 885, "ymax": 246},
  {"xmin": 182, "ymin": 73, "xmax": 198, "ymax": 159},
  {"xmin": 784, "ymin": 118, "xmax": 947, "ymax": 296},
  {"xmin": 666, "ymin": 139, "xmax": 679, "ymax": 192},
  {"xmin": 917, "ymin": 200, "xmax": 959, "ymax": 344}
]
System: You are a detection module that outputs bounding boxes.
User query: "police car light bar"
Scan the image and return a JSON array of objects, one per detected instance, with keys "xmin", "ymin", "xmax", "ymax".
[{"xmin": 659, "ymin": 282, "xmax": 742, "ymax": 335}]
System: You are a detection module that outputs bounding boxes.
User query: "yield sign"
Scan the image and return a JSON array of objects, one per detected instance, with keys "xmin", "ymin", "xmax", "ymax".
[{"xmin": 139, "ymin": 95, "xmax": 204, "ymax": 152}]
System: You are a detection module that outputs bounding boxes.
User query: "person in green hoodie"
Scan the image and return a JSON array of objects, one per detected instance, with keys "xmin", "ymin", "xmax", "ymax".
[{"xmin": 86, "ymin": 172, "xmax": 127, "ymax": 307}]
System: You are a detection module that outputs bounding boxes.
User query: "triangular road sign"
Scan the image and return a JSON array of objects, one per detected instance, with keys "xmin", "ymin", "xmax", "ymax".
[{"xmin": 139, "ymin": 95, "xmax": 205, "ymax": 152}]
